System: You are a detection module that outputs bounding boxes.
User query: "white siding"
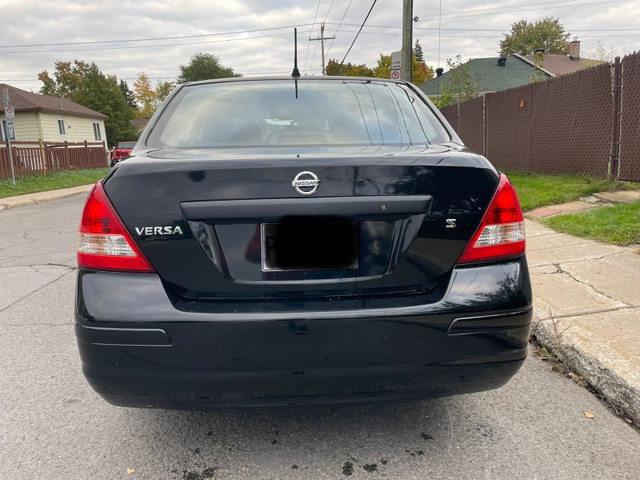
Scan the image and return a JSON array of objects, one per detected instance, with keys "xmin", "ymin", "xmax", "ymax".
[
  {"xmin": 0, "ymin": 112, "xmax": 40, "ymax": 141},
  {"xmin": 39, "ymin": 113, "xmax": 106, "ymax": 144}
]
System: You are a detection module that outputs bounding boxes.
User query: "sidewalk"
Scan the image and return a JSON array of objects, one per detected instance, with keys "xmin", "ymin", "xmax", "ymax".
[
  {"xmin": 525, "ymin": 189, "xmax": 640, "ymax": 426},
  {"xmin": 0, "ymin": 184, "xmax": 94, "ymax": 210},
  {"xmin": 1, "ymin": 184, "xmax": 639, "ymax": 425}
]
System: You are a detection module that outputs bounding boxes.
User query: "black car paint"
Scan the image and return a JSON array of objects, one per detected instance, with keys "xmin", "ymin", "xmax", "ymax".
[
  {"xmin": 75, "ymin": 77, "xmax": 532, "ymax": 408},
  {"xmin": 103, "ymin": 153, "xmax": 498, "ymax": 300},
  {"xmin": 76, "ymin": 257, "xmax": 531, "ymax": 408}
]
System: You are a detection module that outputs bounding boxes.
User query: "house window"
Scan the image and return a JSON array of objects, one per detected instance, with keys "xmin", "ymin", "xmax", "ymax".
[
  {"xmin": 93, "ymin": 122, "xmax": 101, "ymax": 141},
  {"xmin": 58, "ymin": 118, "xmax": 66, "ymax": 135}
]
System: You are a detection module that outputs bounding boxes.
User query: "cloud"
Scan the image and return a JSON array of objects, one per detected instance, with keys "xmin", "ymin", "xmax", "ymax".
[{"xmin": 1, "ymin": 0, "xmax": 638, "ymax": 93}]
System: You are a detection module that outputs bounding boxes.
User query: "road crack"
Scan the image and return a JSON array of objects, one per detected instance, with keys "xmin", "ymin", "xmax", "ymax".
[
  {"xmin": 0, "ymin": 269, "xmax": 75, "ymax": 315},
  {"xmin": 549, "ymin": 262, "xmax": 631, "ymax": 307},
  {"xmin": 538, "ymin": 305, "xmax": 637, "ymax": 321},
  {"xmin": 530, "ymin": 249, "xmax": 631, "ymax": 274}
]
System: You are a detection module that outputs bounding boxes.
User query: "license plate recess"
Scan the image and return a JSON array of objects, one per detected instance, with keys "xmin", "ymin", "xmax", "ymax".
[{"xmin": 261, "ymin": 218, "xmax": 358, "ymax": 272}]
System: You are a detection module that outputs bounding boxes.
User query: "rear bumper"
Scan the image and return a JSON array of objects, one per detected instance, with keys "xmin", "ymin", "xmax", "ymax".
[{"xmin": 75, "ymin": 258, "xmax": 532, "ymax": 409}]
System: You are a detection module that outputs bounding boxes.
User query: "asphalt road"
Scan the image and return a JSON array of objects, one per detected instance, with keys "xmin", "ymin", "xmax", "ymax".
[{"xmin": 1, "ymin": 194, "xmax": 639, "ymax": 480}]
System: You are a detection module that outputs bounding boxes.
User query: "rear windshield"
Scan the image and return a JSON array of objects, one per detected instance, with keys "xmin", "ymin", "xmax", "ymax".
[
  {"xmin": 117, "ymin": 142, "xmax": 136, "ymax": 149},
  {"xmin": 146, "ymin": 80, "xmax": 450, "ymax": 148}
]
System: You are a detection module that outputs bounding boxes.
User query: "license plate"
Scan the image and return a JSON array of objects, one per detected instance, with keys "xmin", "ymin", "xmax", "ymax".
[{"xmin": 261, "ymin": 218, "xmax": 358, "ymax": 272}]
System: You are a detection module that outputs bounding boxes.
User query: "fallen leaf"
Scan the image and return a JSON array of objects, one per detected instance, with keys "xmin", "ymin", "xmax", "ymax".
[
  {"xmin": 569, "ymin": 373, "xmax": 580, "ymax": 383},
  {"xmin": 584, "ymin": 412, "xmax": 595, "ymax": 419},
  {"xmin": 127, "ymin": 468, "xmax": 135, "ymax": 474},
  {"xmin": 625, "ymin": 418, "xmax": 633, "ymax": 425}
]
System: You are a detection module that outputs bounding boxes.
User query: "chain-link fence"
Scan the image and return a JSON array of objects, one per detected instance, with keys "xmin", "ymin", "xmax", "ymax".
[
  {"xmin": 441, "ymin": 51, "xmax": 640, "ymax": 182},
  {"xmin": 459, "ymin": 97, "xmax": 484, "ymax": 156},
  {"xmin": 486, "ymin": 85, "xmax": 533, "ymax": 172},
  {"xmin": 439, "ymin": 105, "xmax": 458, "ymax": 133},
  {"xmin": 619, "ymin": 52, "xmax": 640, "ymax": 182}
]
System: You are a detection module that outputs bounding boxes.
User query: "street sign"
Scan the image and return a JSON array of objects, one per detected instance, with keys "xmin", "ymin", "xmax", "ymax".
[
  {"xmin": 2, "ymin": 90, "xmax": 9, "ymax": 107},
  {"xmin": 390, "ymin": 70, "xmax": 401, "ymax": 80},
  {"xmin": 5, "ymin": 105, "xmax": 15, "ymax": 122},
  {"xmin": 391, "ymin": 51, "xmax": 402, "ymax": 70},
  {"xmin": 7, "ymin": 123, "xmax": 15, "ymax": 141}
]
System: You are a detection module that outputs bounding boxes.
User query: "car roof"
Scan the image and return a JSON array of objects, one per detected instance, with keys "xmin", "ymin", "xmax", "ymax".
[{"xmin": 183, "ymin": 76, "xmax": 410, "ymax": 88}]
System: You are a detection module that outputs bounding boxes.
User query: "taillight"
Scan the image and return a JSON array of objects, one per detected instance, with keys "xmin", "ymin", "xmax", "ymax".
[
  {"xmin": 457, "ymin": 173, "xmax": 525, "ymax": 264},
  {"xmin": 77, "ymin": 183, "xmax": 154, "ymax": 273}
]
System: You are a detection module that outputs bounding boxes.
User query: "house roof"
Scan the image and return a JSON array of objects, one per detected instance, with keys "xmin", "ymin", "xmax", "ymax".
[
  {"xmin": 0, "ymin": 83, "xmax": 107, "ymax": 119},
  {"xmin": 130, "ymin": 118, "xmax": 150, "ymax": 131},
  {"xmin": 419, "ymin": 55, "xmax": 552, "ymax": 96},
  {"xmin": 519, "ymin": 54, "xmax": 603, "ymax": 76}
]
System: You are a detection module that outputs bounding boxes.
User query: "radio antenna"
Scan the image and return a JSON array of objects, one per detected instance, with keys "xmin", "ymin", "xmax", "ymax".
[{"xmin": 292, "ymin": 28, "xmax": 301, "ymax": 77}]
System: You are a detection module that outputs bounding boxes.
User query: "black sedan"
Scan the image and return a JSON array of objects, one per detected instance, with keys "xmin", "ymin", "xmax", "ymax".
[{"xmin": 75, "ymin": 76, "xmax": 532, "ymax": 409}]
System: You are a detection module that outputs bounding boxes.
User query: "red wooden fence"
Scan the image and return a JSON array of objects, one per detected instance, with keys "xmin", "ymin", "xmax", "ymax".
[{"xmin": 0, "ymin": 140, "xmax": 108, "ymax": 180}]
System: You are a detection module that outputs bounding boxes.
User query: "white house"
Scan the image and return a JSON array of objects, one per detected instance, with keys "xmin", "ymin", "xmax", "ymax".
[{"xmin": 0, "ymin": 83, "xmax": 107, "ymax": 144}]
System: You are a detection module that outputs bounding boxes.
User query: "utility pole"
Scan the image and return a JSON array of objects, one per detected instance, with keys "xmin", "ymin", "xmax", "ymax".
[
  {"xmin": 309, "ymin": 23, "xmax": 335, "ymax": 75},
  {"xmin": 401, "ymin": 0, "xmax": 413, "ymax": 82}
]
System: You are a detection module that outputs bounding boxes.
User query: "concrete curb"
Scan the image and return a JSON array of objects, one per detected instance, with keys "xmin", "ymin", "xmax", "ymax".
[
  {"xmin": 532, "ymin": 313, "xmax": 640, "ymax": 425},
  {"xmin": 0, "ymin": 184, "xmax": 95, "ymax": 211},
  {"xmin": 526, "ymin": 220, "xmax": 640, "ymax": 426}
]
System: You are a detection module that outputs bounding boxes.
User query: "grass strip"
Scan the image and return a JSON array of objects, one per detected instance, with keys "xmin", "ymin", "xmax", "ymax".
[
  {"xmin": 543, "ymin": 202, "xmax": 640, "ymax": 246},
  {"xmin": 502, "ymin": 171, "xmax": 625, "ymax": 212},
  {"xmin": 0, "ymin": 168, "xmax": 110, "ymax": 199}
]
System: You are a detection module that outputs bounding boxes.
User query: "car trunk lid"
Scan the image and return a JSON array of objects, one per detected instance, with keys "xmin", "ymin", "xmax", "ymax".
[{"xmin": 104, "ymin": 150, "xmax": 498, "ymax": 301}]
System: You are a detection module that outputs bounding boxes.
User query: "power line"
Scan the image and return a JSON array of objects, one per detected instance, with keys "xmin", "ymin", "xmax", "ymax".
[
  {"xmin": 324, "ymin": 0, "xmax": 355, "ymax": 59},
  {"xmin": 336, "ymin": 29, "xmax": 640, "ymax": 39},
  {"xmin": 0, "ymin": 70, "xmax": 305, "ymax": 84},
  {"xmin": 415, "ymin": 0, "xmax": 627, "ymax": 22},
  {"xmin": 323, "ymin": 0, "xmax": 335, "ymax": 23},
  {"xmin": 415, "ymin": 0, "xmax": 583, "ymax": 20},
  {"xmin": 0, "ymin": 24, "xmax": 316, "ymax": 49},
  {"xmin": 309, "ymin": 0, "xmax": 335, "ymax": 74},
  {"xmin": 309, "ymin": 23, "xmax": 335, "ymax": 75},
  {"xmin": 437, "ymin": 0, "xmax": 442, "ymax": 70},
  {"xmin": 308, "ymin": 0, "xmax": 326, "ymax": 73},
  {"xmin": 327, "ymin": 22, "xmax": 640, "ymax": 33},
  {"xmin": 341, "ymin": 0, "xmax": 378, "ymax": 65},
  {"xmin": 303, "ymin": 0, "xmax": 322, "ymax": 71},
  {"xmin": 0, "ymin": 30, "xmax": 314, "ymax": 55}
]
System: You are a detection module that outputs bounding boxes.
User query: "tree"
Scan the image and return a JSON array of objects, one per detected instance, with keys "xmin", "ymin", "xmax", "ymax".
[
  {"xmin": 177, "ymin": 52, "xmax": 240, "ymax": 83},
  {"xmin": 38, "ymin": 60, "xmax": 137, "ymax": 145},
  {"xmin": 373, "ymin": 52, "xmax": 434, "ymax": 86},
  {"xmin": 588, "ymin": 41, "xmax": 619, "ymax": 63},
  {"xmin": 71, "ymin": 64, "xmax": 138, "ymax": 145},
  {"xmin": 119, "ymin": 80, "xmax": 137, "ymax": 109},
  {"xmin": 326, "ymin": 59, "xmax": 374, "ymax": 77},
  {"xmin": 438, "ymin": 56, "xmax": 479, "ymax": 107},
  {"xmin": 412, "ymin": 61, "xmax": 433, "ymax": 87},
  {"xmin": 131, "ymin": 74, "xmax": 175, "ymax": 118},
  {"xmin": 133, "ymin": 72, "xmax": 158, "ymax": 119},
  {"xmin": 414, "ymin": 39, "xmax": 425, "ymax": 64},
  {"xmin": 155, "ymin": 81, "xmax": 175, "ymax": 103},
  {"xmin": 500, "ymin": 17, "xmax": 571, "ymax": 56},
  {"xmin": 529, "ymin": 50, "xmax": 547, "ymax": 83},
  {"xmin": 373, "ymin": 54, "xmax": 392, "ymax": 78},
  {"xmin": 38, "ymin": 60, "xmax": 91, "ymax": 98}
]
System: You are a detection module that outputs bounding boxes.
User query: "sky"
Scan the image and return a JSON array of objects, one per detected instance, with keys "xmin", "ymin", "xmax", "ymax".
[{"xmin": 1, "ymin": 0, "xmax": 639, "ymax": 94}]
